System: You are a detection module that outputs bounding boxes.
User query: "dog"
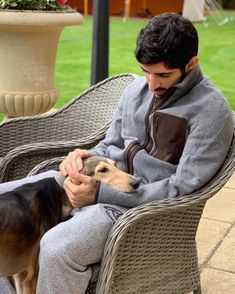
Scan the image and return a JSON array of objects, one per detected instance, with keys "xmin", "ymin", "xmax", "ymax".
[{"xmin": 0, "ymin": 156, "xmax": 140, "ymax": 294}]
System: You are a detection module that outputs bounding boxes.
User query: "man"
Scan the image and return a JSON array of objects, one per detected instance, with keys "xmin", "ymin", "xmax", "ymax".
[{"xmin": 0, "ymin": 13, "xmax": 233, "ymax": 293}]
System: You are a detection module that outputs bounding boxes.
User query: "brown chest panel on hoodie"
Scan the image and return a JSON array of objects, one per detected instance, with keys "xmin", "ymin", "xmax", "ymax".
[{"xmin": 148, "ymin": 112, "xmax": 187, "ymax": 165}]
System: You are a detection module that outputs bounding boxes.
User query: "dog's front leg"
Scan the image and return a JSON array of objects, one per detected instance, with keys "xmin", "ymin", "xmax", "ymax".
[
  {"xmin": 13, "ymin": 270, "xmax": 38, "ymax": 294},
  {"xmin": 13, "ymin": 272, "xmax": 24, "ymax": 294}
]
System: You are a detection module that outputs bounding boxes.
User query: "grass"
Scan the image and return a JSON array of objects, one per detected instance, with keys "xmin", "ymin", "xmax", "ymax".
[
  {"xmin": 195, "ymin": 11, "xmax": 235, "ymax": 110},
  {"xmin": 54, "ymin": 16, "xmax": 147, "ymax": 109},
  {"xmin": 0, "ymin": 11, "xmax": 235, "ymax": 121}
]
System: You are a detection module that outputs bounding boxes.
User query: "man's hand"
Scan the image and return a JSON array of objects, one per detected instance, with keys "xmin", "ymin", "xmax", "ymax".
[
  {"xmin": 59, "ymin": 149, "xmax": 93, "ymax": 177},
  {"xmin": 63, "ymin": 172, "xmax": 98, "ymax": 208}
]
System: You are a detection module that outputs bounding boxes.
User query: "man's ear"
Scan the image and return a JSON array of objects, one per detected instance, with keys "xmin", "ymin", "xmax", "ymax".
[{"xmin": 185, "ymin": 56, "xmax": 198, "ymax": 72}]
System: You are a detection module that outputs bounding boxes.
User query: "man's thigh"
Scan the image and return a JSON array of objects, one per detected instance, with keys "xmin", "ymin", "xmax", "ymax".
[{"xmin": 40, "ymin": 203, "xmax": 128, "ymax": 265}]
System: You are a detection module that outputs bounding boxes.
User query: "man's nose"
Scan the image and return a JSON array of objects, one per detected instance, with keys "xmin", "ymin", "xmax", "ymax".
[{"xmin": 147, "ymin": 74, "xmax": 160, "ymax": 91}]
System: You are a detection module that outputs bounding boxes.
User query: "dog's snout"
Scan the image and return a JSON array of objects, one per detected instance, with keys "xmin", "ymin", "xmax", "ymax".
[{"xmin": 130, "ymin": 178, "xmax": 141, "ymax": 190}]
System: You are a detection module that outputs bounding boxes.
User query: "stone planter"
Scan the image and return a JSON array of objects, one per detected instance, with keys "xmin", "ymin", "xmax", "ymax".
[{"xmin": 0, "ymin": 10, "xmax": 82, "ymax": 117}]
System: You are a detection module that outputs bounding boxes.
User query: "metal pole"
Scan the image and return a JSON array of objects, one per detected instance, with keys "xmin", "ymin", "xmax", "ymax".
[{"xmin": 90, "ymin": 0, "xmax": 109, "ymax": 85}]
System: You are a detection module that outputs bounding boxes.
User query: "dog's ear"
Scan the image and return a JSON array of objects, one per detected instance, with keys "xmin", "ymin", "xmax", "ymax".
[
  {"xmin": 76, "ymin": 157, "xmax": 83, "ymax": 172},
  {"xmin": 106, "ymin": 158, "xmax": 116, "ymax": 166},
  {"xmin": 81, "ymin": 158, "xmax": 95, "ymax": 176},
  {"xmin": 82, "ymin": 166, "xmax": 95, "ymax": 176}
]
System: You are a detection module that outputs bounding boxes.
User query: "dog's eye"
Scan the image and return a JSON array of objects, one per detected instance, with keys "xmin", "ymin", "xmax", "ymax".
[{"xmin": 99, "ymin": 167, "xmax": 108, "ymax": 173}]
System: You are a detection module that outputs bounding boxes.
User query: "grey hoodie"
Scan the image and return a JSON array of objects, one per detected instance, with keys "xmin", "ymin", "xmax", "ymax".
[{"xmin": 93, "ymin": 65, "xmax": 234, "ymax": 208}]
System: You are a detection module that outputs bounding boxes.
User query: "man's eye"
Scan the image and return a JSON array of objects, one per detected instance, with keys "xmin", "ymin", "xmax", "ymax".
[
  {"xmin": 99, "ymin": 167, "xmax": 108, "ymax": 173},
  {"xmin": 158, "ymin": 74, "xmax": 170, "ymax": 78}
]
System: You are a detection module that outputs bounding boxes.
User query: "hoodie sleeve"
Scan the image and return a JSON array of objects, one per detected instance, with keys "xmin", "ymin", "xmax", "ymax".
[{"xmin": 91, "ymin": 86, "xmax": 126, "ymax": 157}]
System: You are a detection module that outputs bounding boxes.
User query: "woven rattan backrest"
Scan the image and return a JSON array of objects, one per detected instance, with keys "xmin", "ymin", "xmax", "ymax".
[{"xmin": 0, "ymin": 74, "xmax": 136, "ymax": 156}]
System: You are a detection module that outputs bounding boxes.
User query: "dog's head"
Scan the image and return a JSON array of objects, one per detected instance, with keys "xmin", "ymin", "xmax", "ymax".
[{"xmin": 80, "ymin": 156, "xmax": 140, "ymax": 193}]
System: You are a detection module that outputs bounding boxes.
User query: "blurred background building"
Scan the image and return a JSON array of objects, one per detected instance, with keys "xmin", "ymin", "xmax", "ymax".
[{"xmin": 68, "ymin": 0, "xmax": 184, "ymax": 18}]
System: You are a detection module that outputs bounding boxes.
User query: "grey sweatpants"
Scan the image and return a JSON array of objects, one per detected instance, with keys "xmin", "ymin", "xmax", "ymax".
[
  {"xmin": 0, "ymin": 171, "xmax": 128, "ymax": 294},
  {"xmin": 0, "ymin": 277, "xmax": 15, "ymax": 294}
]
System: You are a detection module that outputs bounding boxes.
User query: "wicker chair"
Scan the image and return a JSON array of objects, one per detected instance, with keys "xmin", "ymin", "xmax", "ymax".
[
  {"xmin": 1, "ymin": 72, "xmax": 234, "ymax": 293},
  {"xmin": 28, "ymin": 124, "xmax": 235, "ymax": 293},
  {"xmin": 0, "ymin": 73, "xmax": 136, "ymax": 182}
]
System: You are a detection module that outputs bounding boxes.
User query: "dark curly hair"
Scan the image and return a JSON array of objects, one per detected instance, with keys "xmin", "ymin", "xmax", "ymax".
[{"xmin": 135, "ymin": 13, "xmax": 198, "ymax": 70}]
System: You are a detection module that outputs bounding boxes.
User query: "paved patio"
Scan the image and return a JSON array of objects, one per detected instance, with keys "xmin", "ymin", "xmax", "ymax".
[{"xmin": 190, "ymin": 171, "xmax": 235, "ymax": 293}]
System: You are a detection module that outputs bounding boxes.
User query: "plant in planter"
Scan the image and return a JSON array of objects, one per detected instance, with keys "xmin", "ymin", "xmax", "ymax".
[
  {"xmin": 0, "ymin": 0, "xmax": 69, "ymax": 11},
  {"xmin": 0, "ymin": 0, "xmax": 83, "ymax": 117}
]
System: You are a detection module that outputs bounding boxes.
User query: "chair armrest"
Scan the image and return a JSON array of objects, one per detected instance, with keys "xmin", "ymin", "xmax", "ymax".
[
  {"xmin": 27, "ymin": 156, "xmax": 65, "ymax": 177},
  {"xmin": 96, "ymin": 193, "xmax": 207, "ymax": 294},
  {"xmin": 0, "ymin": 124, "xmax": 108, "ymax": 182}
]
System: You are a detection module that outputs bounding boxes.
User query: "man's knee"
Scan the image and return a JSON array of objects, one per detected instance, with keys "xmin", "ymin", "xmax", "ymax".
[{"xmin": 39, "ymin": 228, "xmax": 65, "ymax": 262}]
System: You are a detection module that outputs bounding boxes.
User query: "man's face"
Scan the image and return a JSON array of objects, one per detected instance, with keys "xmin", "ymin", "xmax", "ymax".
[{"xmin": 140, "ymin": 62, "xmax": 184, "ymax": 97}]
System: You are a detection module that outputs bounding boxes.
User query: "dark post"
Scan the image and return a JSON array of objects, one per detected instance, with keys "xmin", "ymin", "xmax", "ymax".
[{"xmin": 90, "ymin": 0, "xmax": 109, "ymax": 85}]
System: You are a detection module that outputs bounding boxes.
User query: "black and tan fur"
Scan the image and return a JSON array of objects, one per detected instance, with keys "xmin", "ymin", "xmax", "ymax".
[{"xmin": 0, "ymin": 156, "xmax": 140, "ymax": 294}]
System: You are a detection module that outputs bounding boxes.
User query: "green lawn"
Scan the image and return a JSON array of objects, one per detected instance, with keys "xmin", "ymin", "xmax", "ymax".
[
  {"xmin": 54, "ymin": 16, "xmax": 147, "ymax": 109},
  {"xmin": 0, "ymin": 12, "xmax": 235, "ymax": 121},
  {"xmin": 196, "ymin": 11, "xmax": 235, "ymax": 110}
]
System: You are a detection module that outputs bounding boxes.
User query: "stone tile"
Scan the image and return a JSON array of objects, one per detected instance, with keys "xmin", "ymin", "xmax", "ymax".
[
  {"xmin": 200, "ymin": 268, "xmax": 235, "ymax": 294},
  {"xmin": 196, "ymin": 218, "xmax": 230, "ymax": 266},
  {"xmin": 209, "ymin": 225, "xmax": 235, "ymax": 272},
  {"xmin": 224, "ymin": 172, "xmax": 235, "ymax": 189},
  {"xmin": 202, "ymin": 188, "xmax": 235, "ymax": 223}
]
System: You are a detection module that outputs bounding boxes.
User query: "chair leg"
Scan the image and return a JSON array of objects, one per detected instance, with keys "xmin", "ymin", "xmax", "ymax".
[{"xmin": 193, "ymin": 285, "xmax": 202, "ymax": 294}]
